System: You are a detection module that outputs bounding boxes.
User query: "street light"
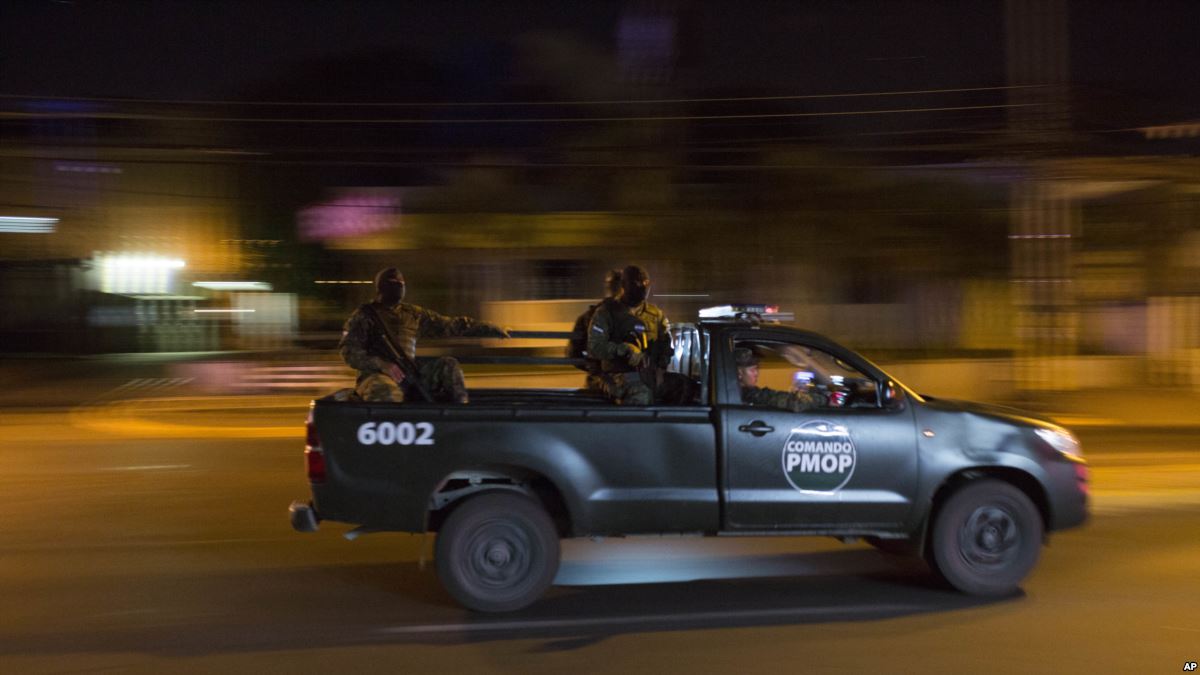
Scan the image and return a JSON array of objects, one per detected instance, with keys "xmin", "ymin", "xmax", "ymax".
[{"xmin": 95, "ymin": 253, "xmax": 187, "ymax": 294}]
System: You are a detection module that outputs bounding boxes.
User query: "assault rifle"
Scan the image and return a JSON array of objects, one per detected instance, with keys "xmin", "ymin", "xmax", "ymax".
[
  {"xmin": 362, "ymin": 304, "xmax": 433, "ymax": 402},
  {"xmin": 626, "ymin": 329, "xmax": 673, "ymax": 389}
]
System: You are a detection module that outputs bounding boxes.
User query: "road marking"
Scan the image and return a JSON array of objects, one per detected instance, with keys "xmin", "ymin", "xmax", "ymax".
[
  {"xmin": 102, "ymin": 464, "xmax": 193, "ymax": 471},
  {"xmin": 1049, "ymin": 415, "xmax": 1121, "ymax": 427},
  {"xmin": 66, "ymin": 393, "xmax": 318, "ymax": 440},
  {"xmin": 376, "ymin": 603, "xmax": 926, "ymax": 635},
  {"xmin": 1088, "ymin": 490, "xmax": 1200, "ymax": 514},
  {"xmin": 91, "ymin": 609, "xmax": 159, "ymax": 618},
  {"xmin": 6, "ymin": 537, "xmax": 298, "ymax": 553}
]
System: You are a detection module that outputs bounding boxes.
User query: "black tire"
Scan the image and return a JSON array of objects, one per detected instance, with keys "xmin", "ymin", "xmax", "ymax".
[
  {"xmin": 928, "ymin": 479, "xmax": 1043, "ymax": 596},
  {"xmin": 435, "ymin": 492, "xmax": 560, "ymax": 613}
]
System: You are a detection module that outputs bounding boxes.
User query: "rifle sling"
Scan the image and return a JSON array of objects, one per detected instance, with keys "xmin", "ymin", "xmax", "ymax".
[{"xmin": 362, "ymin": 303, "xmax": 432, "ymax": 401}]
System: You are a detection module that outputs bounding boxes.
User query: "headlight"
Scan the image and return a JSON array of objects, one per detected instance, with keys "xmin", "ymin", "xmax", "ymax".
[{"xmin": 1035, "ymin": 428, "xmax": 1084, "ymax": 462}]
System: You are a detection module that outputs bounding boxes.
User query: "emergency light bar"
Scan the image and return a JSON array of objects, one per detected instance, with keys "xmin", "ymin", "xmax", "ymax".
[{"xmin": 699, "ymin": 304, "xmax": 794, "ymax": 322}]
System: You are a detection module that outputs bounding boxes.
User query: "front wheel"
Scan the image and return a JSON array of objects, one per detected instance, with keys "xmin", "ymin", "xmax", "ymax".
[
  {"xmin": 928, "ymin": 479, "xmax": 1043, "ymax": 596},
  {"xmin": 435, "ymin": 492, "xmax": 560, "ymax": 612}
]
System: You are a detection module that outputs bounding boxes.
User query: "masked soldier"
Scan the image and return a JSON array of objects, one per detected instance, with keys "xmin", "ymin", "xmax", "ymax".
[
  {"xmin": 567, "ymin": 268, "xmax": 622, "ymax": 391},
  {"xmin": 734, "ymin": 347, "xmax": 836, "ymax": 412},
  {"xmin": 586, "ymin": 265, "xmax": 678, "ymax": 405},
  {"xmin": 339, "ymin": 267, "xmax": 509, "ymax": 403}
]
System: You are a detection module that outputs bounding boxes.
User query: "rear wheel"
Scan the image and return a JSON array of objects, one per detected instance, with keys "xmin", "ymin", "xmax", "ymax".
[
  {"xmin": 928, "ymin": 479, "xmax": 1043, "ymax": 596},
  {"xmin": 435, "ymin": 492, "xmax": 560, "ymax": 612}
]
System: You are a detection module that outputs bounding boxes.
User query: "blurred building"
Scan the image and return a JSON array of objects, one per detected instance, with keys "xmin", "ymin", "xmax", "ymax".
[
  {"xmin": 4, "ymin": 0, "xmax": 1199, "ymax": 392},
  {"xmin": 0, "ymin": 99, "xmax": 251, "ymax": 352}
]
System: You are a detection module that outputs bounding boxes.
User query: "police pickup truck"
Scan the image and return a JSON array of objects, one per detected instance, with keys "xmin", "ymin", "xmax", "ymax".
[{"xmin": 290, "ymin": 305, "xmax": 1088, "ymax": 612}]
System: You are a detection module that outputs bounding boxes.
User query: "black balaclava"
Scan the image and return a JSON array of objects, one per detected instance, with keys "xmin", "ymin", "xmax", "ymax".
[
  {"xmin": 375, "ymin": 267, "xmax": 406, "ymax": 306},
  {"xmin": 619, "ymin": 265, "xmax": 651, "ymax": 307}
]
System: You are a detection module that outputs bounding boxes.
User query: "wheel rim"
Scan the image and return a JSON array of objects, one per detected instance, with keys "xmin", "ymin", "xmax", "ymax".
[
  {"xmin": 957, "ymin": 504, "xmax": 1021, "ymax": 569},
  {"xmin": 460, "ymin": 517, "xmax": 535, "ymax": 593}
]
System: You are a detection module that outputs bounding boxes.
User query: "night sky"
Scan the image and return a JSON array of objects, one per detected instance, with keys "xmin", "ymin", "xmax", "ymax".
[{"xmin": 3, "ymin": 0, "xmax": 1197, "ymax": 128}]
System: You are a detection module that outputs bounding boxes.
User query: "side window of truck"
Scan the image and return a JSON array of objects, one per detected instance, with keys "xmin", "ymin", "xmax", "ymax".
[
  {"xmin": 666, "ymin": 323, "xmax": 706, "ymax": 406},
  {"xmin": 735, "ymin": 341, "xmax": 881, "ymax": 410}
]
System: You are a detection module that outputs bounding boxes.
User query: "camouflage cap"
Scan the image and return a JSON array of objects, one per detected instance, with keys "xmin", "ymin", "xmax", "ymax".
[{"xmin": 733, "ymin": 347, "xmax": 759, "ymax": 368}]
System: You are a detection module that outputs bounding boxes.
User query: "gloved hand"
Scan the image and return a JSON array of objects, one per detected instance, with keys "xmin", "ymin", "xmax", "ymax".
[
  {"xmin": 628, "ymin": 348, "xmax": 647, "ymax": 367},
  {"xmin": 617, "ymin": 343, "xmax": 646, "ymax": 367},
  {"xmin": 386, "ymin": 363, "xmax": 406, "ymax": 384}
]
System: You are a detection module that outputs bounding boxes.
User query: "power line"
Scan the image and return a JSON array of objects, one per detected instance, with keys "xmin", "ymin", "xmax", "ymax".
[
  {"xmin": 4, "ymin": 155, "xmax": 1006, "ymax": 170},
  {"xmin": 0, "ymin": 102, "xmax": 1040, "ymax": 125},
  {"xmin": 0, "ymin": 122, "xmax": 1009, "ymax": 156},
  {"xmin": 0, "ymin": 85, "xmax": 1045, "ymax": 108},
  {"xmin": 4, "ymin": 186, "xmax": 1183, "ymax": 217},
  {"xmin": 687, "ymin": 125, "xmax": 1007, "ymax": 147}
]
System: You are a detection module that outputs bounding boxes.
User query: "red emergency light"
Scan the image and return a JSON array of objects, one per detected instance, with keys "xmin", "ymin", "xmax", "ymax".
[{"xmin": 305, "ymin": 409, "xmax": 325, "ymax": 484}]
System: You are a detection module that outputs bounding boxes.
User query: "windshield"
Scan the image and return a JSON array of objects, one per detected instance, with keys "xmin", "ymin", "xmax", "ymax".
[{"xmin": 771, "ymin": 344, "xmax": 864, "ymax": 389}]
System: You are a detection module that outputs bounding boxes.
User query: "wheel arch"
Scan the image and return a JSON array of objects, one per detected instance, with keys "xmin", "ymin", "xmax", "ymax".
[
  {"xmin": 425, "ymin": 466, "xmax": 572, "ymax": 537},
  {"xmin": 921, "ymin": 466, "xmax": 1051, "ymax": 555}
]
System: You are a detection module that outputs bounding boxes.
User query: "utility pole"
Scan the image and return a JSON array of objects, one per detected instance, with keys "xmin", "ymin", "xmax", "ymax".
[{"xmin": 1005, "ymin": 0, "xmax": 1078, "ymax": 391}]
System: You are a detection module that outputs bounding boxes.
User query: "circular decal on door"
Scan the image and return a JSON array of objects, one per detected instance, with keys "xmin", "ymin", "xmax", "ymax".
[{"xmin": 781, "ymin": 420, "xmax": 857, "ymax": 493}]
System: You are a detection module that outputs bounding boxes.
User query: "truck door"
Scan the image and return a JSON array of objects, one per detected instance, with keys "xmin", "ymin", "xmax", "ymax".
[
  {"xmin": 718, "ymin": 333, "xmax": 919, "ymax": 531},
  {"xmin": 722, "ymin": 404, "xmax": 841, "ymax": 528}
]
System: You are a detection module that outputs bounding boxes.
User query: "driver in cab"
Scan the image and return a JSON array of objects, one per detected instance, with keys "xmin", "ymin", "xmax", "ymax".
[{"xmin": 734, "ymin": 347, "xmax": 843, "ymax": 412}]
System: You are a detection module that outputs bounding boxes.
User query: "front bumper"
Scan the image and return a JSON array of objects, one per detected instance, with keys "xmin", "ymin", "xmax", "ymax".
[
  {"xmin": 1046, "ymin": 459, "xmax": 1089, "ymax": 531},
  {"xmin": 289, "ymin": 500, "xmax": 321, "ymax": 533}
]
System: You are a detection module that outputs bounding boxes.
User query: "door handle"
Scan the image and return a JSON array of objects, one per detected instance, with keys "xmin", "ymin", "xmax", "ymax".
[{"xmin": 738, "ymin": 420, "xmax": 775, "ymax": 436}]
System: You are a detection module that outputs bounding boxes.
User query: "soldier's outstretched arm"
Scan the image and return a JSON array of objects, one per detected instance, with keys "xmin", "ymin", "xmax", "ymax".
[
  {"xmin": 339, "ymin": 310, "xmax": 390, "ymax": 373},
  {"xmin": 587, "ymin": 305, "xmax": 627, "ymax": 361},
  {"xmin": 417, "ymin": 306, "xmax": 508, "ymax": 339},
  {"xmin": 655, "ymin": 314, "xmax": 675, "ymax": 367}
]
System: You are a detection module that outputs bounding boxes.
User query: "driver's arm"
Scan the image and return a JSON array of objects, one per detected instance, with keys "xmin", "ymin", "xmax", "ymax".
[{"xmin": 743, "ymin": 386, "xmax": 829, "ymax": 412}]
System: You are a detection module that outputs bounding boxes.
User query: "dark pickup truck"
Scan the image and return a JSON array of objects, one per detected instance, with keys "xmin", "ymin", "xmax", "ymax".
[{"xmin": 290, "ymin": 313, "xmax": 1089, "ymax": 612}]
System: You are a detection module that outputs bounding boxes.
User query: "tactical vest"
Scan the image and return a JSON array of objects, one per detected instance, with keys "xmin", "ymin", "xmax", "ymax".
[{"xmin": 596, "ymin": 298, "xmax": 653, "ymax": 374}]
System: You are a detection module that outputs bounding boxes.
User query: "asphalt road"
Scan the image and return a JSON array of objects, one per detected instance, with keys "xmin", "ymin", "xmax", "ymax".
[{"xmin": 2, "ymin": 404, "xmax": 1198, "ymax": 674}]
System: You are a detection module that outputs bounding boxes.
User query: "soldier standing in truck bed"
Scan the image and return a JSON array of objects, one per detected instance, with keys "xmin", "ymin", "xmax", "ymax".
[
  {"xmin": 587, "ymin": 265, "xmax": 692, "ymax": 405},
  {"xmin": 567, "ymin": 268, "xmax": 623, "ymax": 392}
]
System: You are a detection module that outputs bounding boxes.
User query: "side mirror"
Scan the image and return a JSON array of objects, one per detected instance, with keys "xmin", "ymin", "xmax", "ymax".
[{"xmin": 882, "ymin": 381, "xmax": 903, "ymax": 408}]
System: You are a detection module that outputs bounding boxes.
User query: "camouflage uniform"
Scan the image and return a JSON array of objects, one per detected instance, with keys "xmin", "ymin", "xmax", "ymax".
[
  {"xmin": 340, "ymin": 301, "xmax": 506, "ymax": 403},
  {"xmin": 740, "ymin": 385, "xmax": 828, "ymax": 412},
  {"xmin": 734, "ymin": 346, "xmax": 828, "ymax": 412},
  {"xmin": 353, "ymin": 358, "xmax": 468, "ymax": 403},
  {"xmin": 587, "ymin": 298, "xmax": 673, "ymax": 405},
  {"xmin": 568, "ymin": 302, "xmax": 605, "ymax": 391}
]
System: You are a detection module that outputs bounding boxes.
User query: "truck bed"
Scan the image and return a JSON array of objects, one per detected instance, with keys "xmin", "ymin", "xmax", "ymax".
[{"xmin": 308, "ymin": 389, "xmax": 719, "ymax": 536}]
